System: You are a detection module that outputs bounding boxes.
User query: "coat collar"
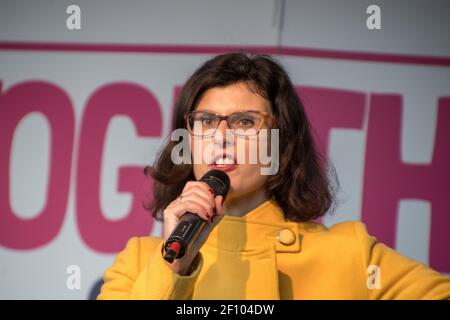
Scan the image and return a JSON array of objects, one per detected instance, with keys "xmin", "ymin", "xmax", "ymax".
[
  {"xmin": 194, "ymin": 199, "xmax": 326, "ymax": 299},
  {"xmin": 203, "ymin": 198, "xmax": 325, "ymax": 254}
]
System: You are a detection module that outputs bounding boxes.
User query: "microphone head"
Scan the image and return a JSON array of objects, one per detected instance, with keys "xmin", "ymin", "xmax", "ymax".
[{"xmin": 200, "ymin": 170, "xmax": 230, "ymax": 200}]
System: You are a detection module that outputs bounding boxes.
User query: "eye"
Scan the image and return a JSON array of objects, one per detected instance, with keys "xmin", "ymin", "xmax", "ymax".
[
  {"xmin": 238, "ymin": 117, "xmax": 255, "ymax": 127},
  {"xmin": 200, "ymin": 115, "xmax": 216, "ymax": 126}
]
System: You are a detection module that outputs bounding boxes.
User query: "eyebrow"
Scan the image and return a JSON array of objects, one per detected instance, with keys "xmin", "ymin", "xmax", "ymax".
[{"xmin": 194, "ymin": 109, "xmax": 265, "ymax": 115}]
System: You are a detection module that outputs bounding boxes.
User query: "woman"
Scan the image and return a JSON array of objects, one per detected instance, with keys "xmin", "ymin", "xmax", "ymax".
[{"xmin": 98, "ymin": 53, "xmax": 450, "ymax": 299}]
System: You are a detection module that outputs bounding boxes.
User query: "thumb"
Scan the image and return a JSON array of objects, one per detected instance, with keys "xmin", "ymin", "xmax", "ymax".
[{"xmin": 214, "ymin": 195, "xmax": 224, "ymax": 216}]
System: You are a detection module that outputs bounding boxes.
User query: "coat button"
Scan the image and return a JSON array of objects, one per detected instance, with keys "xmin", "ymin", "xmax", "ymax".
[{"xmin": 277, "ymin": 228, "xmax": 296, "ymax": 246}]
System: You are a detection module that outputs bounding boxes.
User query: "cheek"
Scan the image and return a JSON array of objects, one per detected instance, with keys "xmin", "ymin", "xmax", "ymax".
[{"xmin": 229, "ymin": 137, "xmax": 271, "ymax": 194}]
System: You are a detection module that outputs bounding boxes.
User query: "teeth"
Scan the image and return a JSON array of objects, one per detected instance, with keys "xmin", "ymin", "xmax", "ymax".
[{"xmin": 215, "ymin": 157, "xmax": 234, "ymax": 165}]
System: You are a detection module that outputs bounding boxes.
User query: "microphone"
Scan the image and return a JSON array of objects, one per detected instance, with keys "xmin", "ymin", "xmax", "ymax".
[{"xmin": 163, "ymin": 169, "xmax": 230, "ymax": 263}]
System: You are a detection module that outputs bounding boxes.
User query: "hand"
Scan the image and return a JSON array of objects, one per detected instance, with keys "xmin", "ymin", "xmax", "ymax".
[{"xmin": 162, "ymin": 181, "xmax": 224, "ymax": 275}]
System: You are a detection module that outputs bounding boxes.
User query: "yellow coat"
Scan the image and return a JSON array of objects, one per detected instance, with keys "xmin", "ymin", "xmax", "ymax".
[{"xmin": 98, "ymin": 199, "xmax": 450, "ymax": 299}]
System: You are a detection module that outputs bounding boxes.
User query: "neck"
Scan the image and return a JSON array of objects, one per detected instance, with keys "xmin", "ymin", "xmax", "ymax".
[{"xmin": 223, "ymin": 188, "xmax": 268, "ymax": 217}]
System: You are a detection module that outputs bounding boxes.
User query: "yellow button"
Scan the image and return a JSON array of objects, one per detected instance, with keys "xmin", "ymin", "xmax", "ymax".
[{"xmin": 277, "ymin": 228, "xmax": 296, "ymax": 246}]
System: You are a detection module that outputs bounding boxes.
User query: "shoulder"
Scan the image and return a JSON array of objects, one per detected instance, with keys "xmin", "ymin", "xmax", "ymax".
[
  {"xmin": 299, "ymin": 221, "xmax": 377, "ymax": 262},
  {"xmin": 117, "ymin": 236, "xmax": 163, "ymax": 253},
  {"xmin": 300, "ymin": 220, "xmax": 374, "ymax": 240},
  {"xmin": 98, "ymin": 236, "xmax": 166, "ymax": 299},
  {"xmin": 133, "ymin": 236, "xmax": 164, "ymax": 251},
  {"xmin": 115, "ymin": 236, "xmax": 164, "ymax": 270},
  {"xmin": 122, "ymin": 236, "xmax": 163, "ymax": 250},
  {"xmin": 326, "ymin": 220, "xmax": 374, "ymax": 240}
]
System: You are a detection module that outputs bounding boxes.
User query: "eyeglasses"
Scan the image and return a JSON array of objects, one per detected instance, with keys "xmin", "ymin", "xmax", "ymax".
[{"xmin": 185, "ymin": 110, "xmax": 273, "ymax": 137}]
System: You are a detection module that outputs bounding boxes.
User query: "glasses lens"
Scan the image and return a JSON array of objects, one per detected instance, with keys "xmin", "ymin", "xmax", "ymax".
[
  {"xmin": 187, "ymin": 112, "xmax": 219, "ymax": 136},
  {"xmin": 229, "ymin": 112, "xmax": 263, "ymax": 136}
]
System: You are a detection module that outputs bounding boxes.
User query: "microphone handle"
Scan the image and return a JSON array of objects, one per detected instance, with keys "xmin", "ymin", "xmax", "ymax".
[{"xmin": 163, "ymin": 213, "xmax": 207, "ymax": 262}]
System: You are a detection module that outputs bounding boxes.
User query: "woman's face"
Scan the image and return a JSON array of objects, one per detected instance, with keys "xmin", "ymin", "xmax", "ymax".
[{"xmin": 190, "ymin": 82, "xmax": 273, "ymax": 201}]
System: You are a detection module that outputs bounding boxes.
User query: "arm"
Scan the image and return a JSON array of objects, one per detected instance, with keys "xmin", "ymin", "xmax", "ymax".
[
  {"xmin": 354, "ymin": 223, "xmax": 450, "ymax": 300},
  {"xmin": 97, "ymin": 237, "xmax": 203, "ymax": 300}
]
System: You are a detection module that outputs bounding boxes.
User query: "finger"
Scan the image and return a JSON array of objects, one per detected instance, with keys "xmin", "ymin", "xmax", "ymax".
[
  {"xmin": 182, "ymin": 187, "xmax": 215, "ymax": 208},
  {"xmin": 183, "ymin": 181, "xmax": 212, "ymax": 194},
  {"xmin": 165, "ymin": 199, "xmax": 209, "ymax": 221},
  {"xmin": 214, "ymin": 195, "xmax": 224, "ymax": 216},
  {"xmin": 179, "ymin": 199, "xmax": 212, "ymax": 220},
  {"xmin": 181, "ymin": 193, "xmax": 214, "ymax": 217},
  {"xmin": 167, "ymin": 196, "xmax": 183, "ymax": 208}
]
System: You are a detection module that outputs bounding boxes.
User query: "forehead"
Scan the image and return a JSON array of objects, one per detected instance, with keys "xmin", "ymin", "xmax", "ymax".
[{"xmin": 195, "ymin": 82, "xmax": 271, "ymax": 115}]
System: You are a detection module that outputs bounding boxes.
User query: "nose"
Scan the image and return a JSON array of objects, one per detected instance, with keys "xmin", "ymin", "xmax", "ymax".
[
  {"xmin": 216, "ymin": 119, "xmax": 228, "ymax": 134},
  {"xmin": 214, "ymin": 120, "xmax": 233, "ymax": 147}
]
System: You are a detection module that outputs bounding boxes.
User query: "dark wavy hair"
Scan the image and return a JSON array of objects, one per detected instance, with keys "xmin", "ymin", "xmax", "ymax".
[{"xmin": 144, "ymin": 52, "xmax": 338, "ymax": 222}]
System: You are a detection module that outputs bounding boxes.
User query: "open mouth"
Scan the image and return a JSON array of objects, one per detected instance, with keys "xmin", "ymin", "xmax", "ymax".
[{"xmin": 209, "ymin": 154, "xmax": 238, "ymax": 172}]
